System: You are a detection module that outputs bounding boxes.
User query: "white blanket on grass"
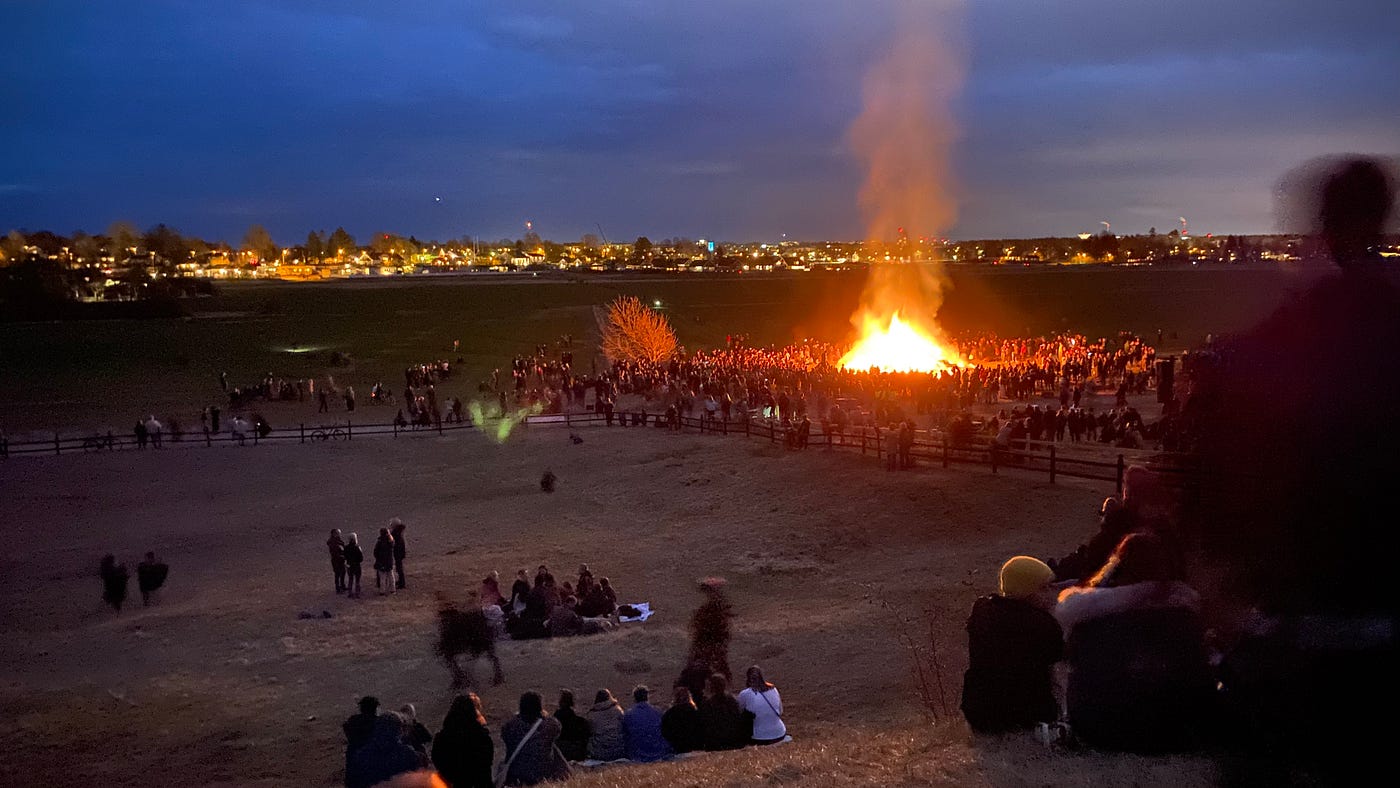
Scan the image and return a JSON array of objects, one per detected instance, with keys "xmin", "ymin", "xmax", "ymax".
[{"xmin": 617, "ymin": 601, "xmax": 654, "ymax": 622}]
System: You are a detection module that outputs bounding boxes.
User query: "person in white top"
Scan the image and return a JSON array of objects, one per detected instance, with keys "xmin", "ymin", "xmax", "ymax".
[{"xmin": 737, "ymin": 665, "xmax": 786, "ymax": 744}]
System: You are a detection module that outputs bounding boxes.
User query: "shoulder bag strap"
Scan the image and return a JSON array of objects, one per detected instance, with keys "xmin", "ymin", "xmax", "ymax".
[
  {"xmin": 495, "ymin": 718, "xmax": 544, "ymax": 788},
  {"xmin": 759, "ymin": 688, "xmax": 782, "ymax": 719}
]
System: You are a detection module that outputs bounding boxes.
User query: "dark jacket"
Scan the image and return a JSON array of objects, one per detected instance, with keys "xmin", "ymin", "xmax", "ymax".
[
  {"xmin": 346, "ymin": 715, "xmax": 428, "ymax": 788},
  {"xmin": 1056, "ymin": 581, "xmax": 1214, "ymax": 753},
  {"xmin": 553, "ymin": 706, "xmax": 590, "ymax": 762},
  {"xmin": 343, "ymin": 542, "xmax": 364, "ymax": 567},
  {"xmin": 373, "ymin": 536, "xmax": 395, "ymax": 572},
  {"xmin": 431, "ymin": 715, "xmax": 493, "ymax": 788},
  {"xmin": 1053, "ymin": 509, "xmax": 1135, "ymax": 582},
  {"xmin": 698, "ymin": 694, "xmax": 748, "ymax": 751},
  {"xmin": 622, "ymin": 701, "xmax": 672, "ymax": 762},
  {"xmin": 661, "ymin": 702, "xmax": 704, "ymax": 754},
  {"xmin": 960, "ymin": 595, "xmax": 1063, "ymax": 733},
  {"xmin": 500, "ymin": 714, "xmax": 569, "ymax": 786},
  {"xmin": 342, "ymin": 710, "xmax": 377, "ymax": 778},
  {"xmin": 391, "ymin": 526, "xmax": 407, "ymax": 560}
]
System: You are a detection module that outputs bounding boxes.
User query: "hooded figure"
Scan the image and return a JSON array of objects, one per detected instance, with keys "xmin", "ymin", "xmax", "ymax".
[{"xmin": 345, "ymin": 712, "xmax": 427, "ymax": 788}]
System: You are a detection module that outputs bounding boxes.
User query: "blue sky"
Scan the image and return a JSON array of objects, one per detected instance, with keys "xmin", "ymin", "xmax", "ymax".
[{"xmin": 2, "ymin": 0, "xmax": 1396, "ymax": 242}]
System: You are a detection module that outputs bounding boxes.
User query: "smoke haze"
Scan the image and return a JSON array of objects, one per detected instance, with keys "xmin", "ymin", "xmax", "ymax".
[{"xmin": 844, "ymin": 1, "xmax": 966, "ymax": 356}]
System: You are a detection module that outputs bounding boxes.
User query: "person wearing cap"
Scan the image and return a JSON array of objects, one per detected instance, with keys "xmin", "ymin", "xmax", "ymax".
[{"xmin": 959, "ymin": 555, "xmax": 1063, "ymax": 734}]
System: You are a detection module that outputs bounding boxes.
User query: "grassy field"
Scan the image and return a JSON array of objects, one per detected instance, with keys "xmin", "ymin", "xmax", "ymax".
[
  {"xmin": 0, "ymin": 424, "xmax": 1221, "ymax": 787},
  {"xmin": 0, "ymin": 266, "xmax": 1322, "ymax": 437}
]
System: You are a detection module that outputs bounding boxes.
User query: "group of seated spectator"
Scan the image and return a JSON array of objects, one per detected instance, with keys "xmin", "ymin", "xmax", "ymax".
[
  {"xmin": 476, "ymin": 563, "xmax": 621, "ymax": 640},
  {"xmin": 342, "ymin": 666, "xmax": 787, "ymax": 787},
  {"xmin": 959, "ymin": 466, "xmax": 1215, "ymax": 753}
]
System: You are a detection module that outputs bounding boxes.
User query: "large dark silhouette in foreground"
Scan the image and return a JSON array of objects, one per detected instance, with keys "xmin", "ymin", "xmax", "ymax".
[{"xmin": 1184, "ymin": 158, "xmax": 1397, "ymax": 781}]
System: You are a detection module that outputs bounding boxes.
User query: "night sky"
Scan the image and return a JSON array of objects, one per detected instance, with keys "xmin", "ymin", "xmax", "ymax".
[{"xmin": 3, "ymin": 0, "xmax": 1397, "ymax": 243}]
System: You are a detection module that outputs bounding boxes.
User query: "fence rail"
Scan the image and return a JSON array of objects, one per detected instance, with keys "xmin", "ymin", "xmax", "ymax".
[{"xmin": 0, "ymin": 408, "xmax": 1193, "ymax": 493}]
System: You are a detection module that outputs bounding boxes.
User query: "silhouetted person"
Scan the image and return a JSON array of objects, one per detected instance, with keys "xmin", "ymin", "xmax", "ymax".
[
  {"xmin": 661, "ymin": 685, "xmax": 703, "ymax": 754},
  {"xmin": 539, "ymin": 469, "xmax": 556, "ymax": 493},
  {"xmin": 553, "ymin": 690, "xmax": 590, "ymax": 762},
  {"xmin": 99, "ymin": 554, "xmax": 128, "ymax": 612},
  {"xmin": 342, "ymin": 695, "xmax": 379, "ymax": 783},
  {"xmin": 681, "ymin": 578, "xmax": 732, "ymax": 691},
  {"xmin": 1186, "ymin": 157, "xmax": 1399, "ymax": 782},
  {"xmin": 136, "ymin": 551, "xmax": 168, "ymax": 606},
  {"xmin": 390, "ymin": 518, "xmax": 407, "ymax": 589},
  {"xmin": 432, "ymin": 693, "xmax": 493, "ymax": 788}
]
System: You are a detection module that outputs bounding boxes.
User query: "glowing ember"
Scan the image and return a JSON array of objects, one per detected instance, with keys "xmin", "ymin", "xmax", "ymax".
[{"xmin": 840, "ymin": 311, "xmax": 960, "ymax": 372}]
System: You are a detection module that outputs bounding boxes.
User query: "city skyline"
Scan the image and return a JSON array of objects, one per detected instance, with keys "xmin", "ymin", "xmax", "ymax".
[{"xmin": 3, "ymin": 0, "xmax": 1397, "ymax": 243}]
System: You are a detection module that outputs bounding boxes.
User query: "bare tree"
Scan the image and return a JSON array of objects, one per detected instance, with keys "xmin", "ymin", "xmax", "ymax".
[{"xmin": 601, "ymin": 296, "xmax": 677, "ymax": 363}]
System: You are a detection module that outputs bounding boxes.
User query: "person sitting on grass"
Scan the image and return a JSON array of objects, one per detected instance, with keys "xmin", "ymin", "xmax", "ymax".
[
  {"xmin": 697, "ymin": 673, "xmax": 748, "ymax": 751},
  {"xmin": 553, "ymin": 690, "xmax": 590, "ymax": 763},
  {"xmin": 346, "ymin": 712, "xmax": 428, "ymax": 788},
  {"xmin": 622, "ymin": 685, "xmax": 672, "ymax": 763},
  {"xmin": 1055, "ymin": 533, "xmax": 1214, "ymax": 753},
  {"xmin": 959, "ymin": 556, "xmax": 1063, "ymax": 734},
  {"xmin": 661, "ymin": 686, "xmax": 703, "ymax": 755},
  {"xmin": 431, "ymin": 694, "xmax": 493, "ymax": 788},
  {"xmin": 738, "ymin": 666, "xmax": 786, "ymax": 745},
  {"xmin": 499, "ymin": 691, "xmax": 570, "ymax": 786},
  {"xmin": 585, "ymin": 688, "xmax": 625, "ymax": 761}
]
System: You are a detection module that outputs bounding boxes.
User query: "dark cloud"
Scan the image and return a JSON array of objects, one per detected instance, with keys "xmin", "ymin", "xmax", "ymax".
[{"xmin": 1, "ymin": 0, "xmax": 1395, "ymax": 241}]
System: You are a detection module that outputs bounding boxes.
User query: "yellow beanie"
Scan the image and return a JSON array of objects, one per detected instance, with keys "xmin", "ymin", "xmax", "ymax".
[{"xmin": 999, "ymin": 556, "xmax": 1053, "ymax": 598}]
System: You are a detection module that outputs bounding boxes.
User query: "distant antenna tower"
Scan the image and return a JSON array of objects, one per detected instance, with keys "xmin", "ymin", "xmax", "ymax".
[
  {"xmin": 595, "ymin": 223, "xmax": 609, "ymax": 245},
  {"xmin": 1178, "ymin": 217, "xmax": 1189, "ymax": 237},
  {"xmin": 1100, "ymin": 220, "xmax": 1111, "ymax": 234}
]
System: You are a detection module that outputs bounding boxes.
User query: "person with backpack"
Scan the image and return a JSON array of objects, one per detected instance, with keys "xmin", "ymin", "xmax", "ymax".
[{"xmin": 498, "ymin": 691, "xmax": 569, "ymax": 786}]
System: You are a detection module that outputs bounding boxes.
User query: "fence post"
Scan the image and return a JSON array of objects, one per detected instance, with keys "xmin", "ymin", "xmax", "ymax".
[
  {"xmin": 300, "ymin": 423, "xmax": 305, "ymax": 444},
  {"xmin": 745, "ymin": 418, "xmax": 750, "ymax": 438},
  {"xmin": 437, "ymin": 416, "xmax": 443, "ymax": 436},
  {"xmin": 874, "ymin": 427, "xmax": 881, "ymax": 461},
  {"xmin": 347, "ymin": 419, "xmax": 353, "ymax": 441},
  {"xmin": 860, "ymin": 431, "xmax": 866, "ymax": 455},
  {"xmin": 1116, "ymin": 454, "xmax": 1125, "ymax": 494},
  {"xmin": 204, "ymin": 427, "xmax": 211, "ymax": 447},
  {"xmin": 54, "ymin": 432, "xmax": 61, "ymax": 456},
  {"xmin": 943, "ymin": 434, "xmax": 949, "ymax": 468},
  {"xmin": 393, "ymin": 421, "xmax": 398, "ymax": 438},
  {"xmin": 1049, "ymin": 444, "xmax": 1057, "ymax": 484}
]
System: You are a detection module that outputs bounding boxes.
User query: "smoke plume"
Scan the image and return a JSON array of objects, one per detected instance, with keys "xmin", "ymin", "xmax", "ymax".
[{"xmin": 845, "ymin": 1, "xmax": 966, "ymax": 353}]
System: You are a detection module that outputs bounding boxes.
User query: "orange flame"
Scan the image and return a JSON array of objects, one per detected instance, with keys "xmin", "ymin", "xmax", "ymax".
[{"xmin": 840, "ymin": 311, "xmax": 960, "ymax": 372}]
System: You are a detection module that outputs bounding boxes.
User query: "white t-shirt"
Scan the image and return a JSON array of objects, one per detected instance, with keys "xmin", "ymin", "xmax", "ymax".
[{"xmin": 738, "ymin": 686, "xmax": 786, "ymax": 741}]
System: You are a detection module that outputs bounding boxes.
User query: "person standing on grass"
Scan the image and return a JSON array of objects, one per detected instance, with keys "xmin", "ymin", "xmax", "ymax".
[
  {"xmin": 327, "ymin": 529, "xmax": 346, "ymax": 593},
  {"xmin": 343, "ymin": 533, "xmax": 364, "ymax": 598},
  {"xmin": 373, "ymin": 528, "xmax": 395, "ymax": 595},
  {"xmin": 99, "ymin": 554, "xmax": 129, "ymax": 612},
  {"xmin": 738, "ymin": 666, "xmax": 786, "ymax": 745},
  {"xmin": 390, "ymin": 518, "xmax": 408, "ymax": 590}
]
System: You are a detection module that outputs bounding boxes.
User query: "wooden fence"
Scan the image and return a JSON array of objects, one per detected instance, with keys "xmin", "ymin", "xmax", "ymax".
[{"xmin": 0, "ymin": 409, "xmax": 1193, "ymax": 493}]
